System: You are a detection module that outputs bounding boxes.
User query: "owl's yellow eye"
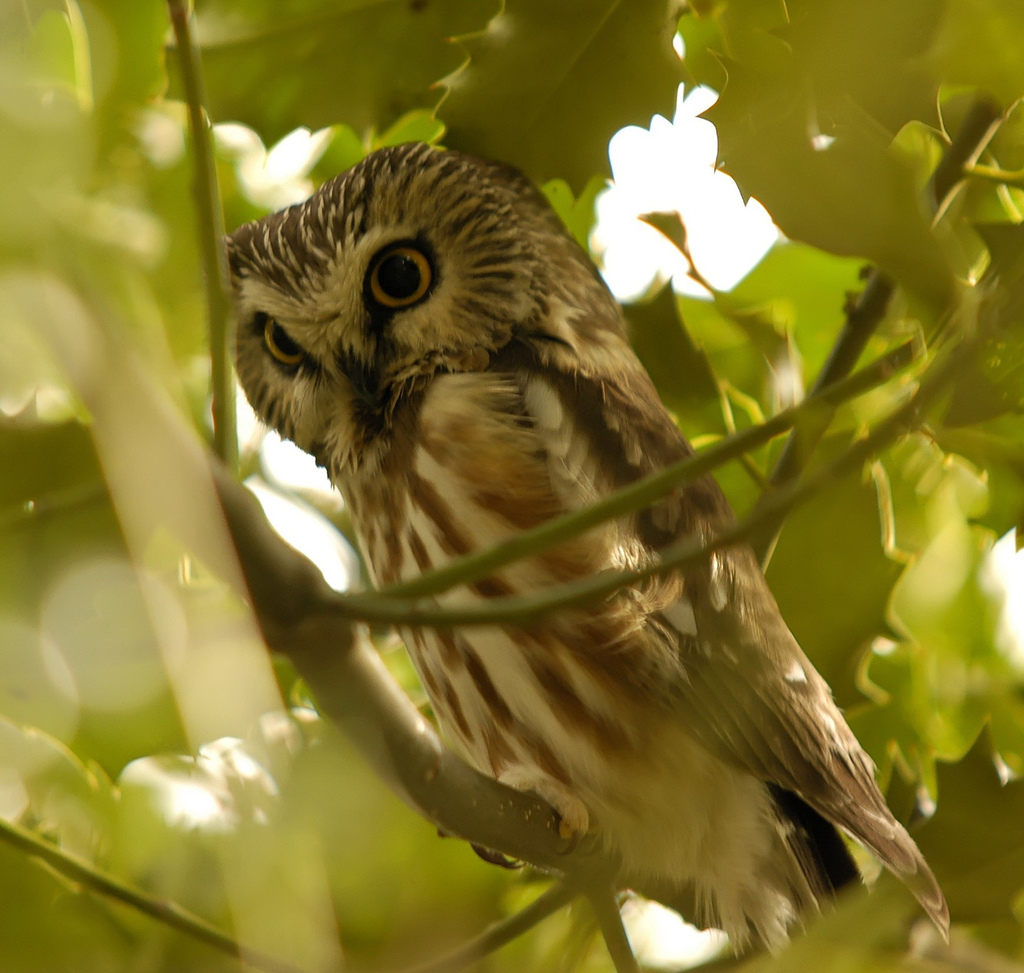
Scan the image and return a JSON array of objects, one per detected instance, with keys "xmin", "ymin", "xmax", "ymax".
[
  {"xmin": 368, "ymin": 245, "xmax": 432, "ymax": 308},
  {"xmin": 262, "ymin": 315, "xmax": 304, "ymax": 366}
]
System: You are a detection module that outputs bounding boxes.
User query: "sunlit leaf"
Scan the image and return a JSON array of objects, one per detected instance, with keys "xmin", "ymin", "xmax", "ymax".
[
  {"xmin": 768, "ymin": 462, "xmax": 902, "ymax": 703},
  {"xmin": 541, "ymin": 174, "xmax": 606, "ymax": 249},
  {"xmin": 916, "ymin": 727, "xmax": 1024, "ymax": 922},
  {"xmin": 927, "ymin": 0, "xmax": 1024, "ymax": 110},
  {"xmin": 706, "ymin": 0, "xmax": 954, "ymax": 307},
  {"xmin": 181, "ymin": 0, "xmax": 494, "ymax": 140},
  {"xmin": 438, "ymin": 0, "xmax": 684, "ymax": 187}
]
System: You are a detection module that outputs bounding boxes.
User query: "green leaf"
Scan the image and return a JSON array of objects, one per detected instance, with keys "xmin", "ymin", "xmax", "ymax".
[
  {"xmin": 540, "ymin": 174, "xmax": 605, "ymax": 249},
  {"xmin": 927, "ymin": 0, "xmax": 1024, "ymax": 109},
  {"xmin": 932, "ymin": 421, "xmax": 1024, "ymax": 539},
  {"xmin": 706, "ymin": 0, "xmax": 954, "ymax": 307},
  {"xmin": 781, "ymin": 0, "xmax": 940, "ymax": 133},
  {"xmin": 88, "ymin": 0, "xmax": 168, "ymax": 146},
  {"xmin": 0, "ymin": 841, "xmax": 130, "ymax": 973},
  {"xmin": 0, "ymin": 419, "xmax": 101, "ymax": 511},
  {"xmin": 710, "ymin": 62, "xmax": 952, "ymax": 307},
  {"xmin": 726, "ymin": 242, "xmax": 868, "ymax": 380},
  {"xmin": 740, "ymin": 878, "xmax": 917, "ymax": 973},
  {"xmin": 677, "ymin": 7, "xmax": 727, "ymax": 93},
  {"xmin": 376, "ymin": 107, "xmax": 445, "ymax": 148},
  {"xmin": 24, "ymin": 10, "xmax": 80, "ymax": 102},
  {"xmin": 624, "ymin": 286, "xmax": 720, "ymax": 422},
  {"xmin": 308, "ymin": 123, "xmax": 367, "ymax": 185},
  {"xmin": 0, "ymin": 418, "xmax": 127, "ymax": 636},
  {"xmin": 915, "ymin": 727, "xmax": 1024, "ymax": 922},
  {"xmin": 945, "ymin": 226, "xmax": 1024, "ymax": 425},
  {"xmin": 0, "ymin": 717, "xmax": 117, "ymax": 857},
  {"xmin": 437, "ymin": 0, "xmax": 684, "ymax": 187},
  {"xmin": 676, "ymin": 293, "xmax": 770, "ymax": 403},
  {"xmin": 183, "ymin": 0, "xmax": 494, "ymax": 140},
  {"xmin": 767, "ymin": 461, "xmax": 902, "ymax": 703},
  {"xmin": 977, "ymin": 222, "xmax": 1024, "ymax": 281}
]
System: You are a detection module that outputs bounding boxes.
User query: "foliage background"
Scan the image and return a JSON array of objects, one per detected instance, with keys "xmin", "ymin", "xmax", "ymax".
[{"xmin": 2, "ymin": 0, "xmax": 1024, "ymax": 971}]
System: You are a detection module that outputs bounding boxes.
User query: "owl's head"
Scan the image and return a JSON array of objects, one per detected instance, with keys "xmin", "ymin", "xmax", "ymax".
[{"xmin": 227, "ymin": 142, "xmax": 619, "ymax": 466}]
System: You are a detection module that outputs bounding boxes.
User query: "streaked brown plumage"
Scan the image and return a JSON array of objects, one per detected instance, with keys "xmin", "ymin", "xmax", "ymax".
[{"xmin": 227, "ymin": 142, "xmax": 948, "ymax": 949}]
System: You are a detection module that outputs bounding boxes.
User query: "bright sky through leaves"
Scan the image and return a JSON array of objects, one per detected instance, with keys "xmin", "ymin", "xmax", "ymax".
[{"xmin": 594, "ymin": 85, "xmax": 778, "ymax": 300}]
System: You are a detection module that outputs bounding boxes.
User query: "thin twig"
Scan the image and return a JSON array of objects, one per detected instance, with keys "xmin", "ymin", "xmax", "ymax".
[
  {"xmin": 403, "ymin": 882, "xmax": 576, "ymax": 973},
  {"xmin": 749, "ymin": 270, "xmax": 895, "ymax": 564},
  {"xmin": 0, "ymin": 816, "xmax": 307, "ymax": 973},
  {"xmin": 254, "ymin": 336, "xmax": 954, "ymax": 630},
  {"xmin": 965, "ymin": 163, "xmax": 1024, "ymax": 190},
  {"xmin": 589, "ymin": 889, "xmax": 640, "ymax": 973},
  {"xmin": 376, "ymin": 339, "xmax": 918, "ymax": 602},
  {"xmin": 167, "ymin": 0, "xmax": 237, "ymax": 468},
  {"xmin": 929, "ymin": 98, "xmax": 1003, "ymax": 216},
  {"xmin": 749, "ymin": 97, "xmax": 1003, "ymax": 566}
]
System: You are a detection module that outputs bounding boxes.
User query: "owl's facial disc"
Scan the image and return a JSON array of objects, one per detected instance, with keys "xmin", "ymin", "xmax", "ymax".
[{"xmin": 228, "ymin": 142, "xmax": 620, "ymax": 462}]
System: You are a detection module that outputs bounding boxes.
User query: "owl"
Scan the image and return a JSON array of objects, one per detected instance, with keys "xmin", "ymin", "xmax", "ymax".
[{"xmin": 227, "ymin": 141, "xmax": 947, "ymax": 949}]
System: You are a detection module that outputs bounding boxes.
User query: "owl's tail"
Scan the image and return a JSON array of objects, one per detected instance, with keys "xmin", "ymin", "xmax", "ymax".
[
  {"xmin": 769, "ymin": 784, "xmax": 861, "ymax": 899},
  {"xmin": 655, "ymin": 786, "xmax": 868, "ymax": 951}
]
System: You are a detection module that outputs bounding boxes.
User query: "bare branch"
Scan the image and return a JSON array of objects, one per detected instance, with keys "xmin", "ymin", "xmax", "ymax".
[
  {"xmin": 589, "ymin": 889, "xmax": 641, "ymax": 973},
  {"xmin": 750, "ymin": 96, "xmax": 1003, "ymax": 565},
  {"xmin": 374, "ymin": 338, "xmax": 919, "ymax": 602},
  {"xmin": 402, "ymin": 882, "xmax": 576, "ymax": 973},
  {"xmin": 0, "ymin": 815, "xmax": 307, "ymax": 973},
  {"xmin": 247, "ymin": 335, "xmax": 953, "ymax": 632},
  {"xmin": 749, "ymin": 270, "xmax": 895, "ymax": 563},
  {"xmin": 167, "ymin": 0, "xmax": 237, "ymax": 468}
]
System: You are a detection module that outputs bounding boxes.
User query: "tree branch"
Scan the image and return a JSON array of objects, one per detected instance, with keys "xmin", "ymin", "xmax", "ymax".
[
  {"xmin": 402, "ymin": 882, "xmax": 576, "ymax": 973},
  {"xmin": 212, "ymin": 460, "xmax": 610, "ymax": 877},
  {"xmin": 374, "ymin": 338, "xmax": 918, "ymax": 602},
  {"xmin": 749, "ymin": 270, "xmax": 895, "ymax": 563},
  {"xmin": 589, "ymin": 888, "xmax": 641, "ymax": 973},
  {"xmin": 929, "ymin": 98, "xmax": 1003, "ymax": 215},
  {"xmin": 234, "ymin": 336, "xmax": 949, "ymax": 632},
  {"xmin": 0, "ymin": 815, "xmax": 307, "ymax": 973},
  {"xmin": 749, "ymin": 95, "xmax": 1003, "ymax": 566},
  {"xmin": 167, "ymin": 0, "xmax": 237, "ymax": 468}
]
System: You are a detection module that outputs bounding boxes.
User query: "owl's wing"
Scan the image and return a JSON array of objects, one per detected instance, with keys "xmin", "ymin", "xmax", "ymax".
[
  {"xmin": 521, "ymin": 337, "xmax": 948, "ymax": 934},
  {"xmin": 679, "ymin": 545, "xmax": 948, "ymax": 929}
]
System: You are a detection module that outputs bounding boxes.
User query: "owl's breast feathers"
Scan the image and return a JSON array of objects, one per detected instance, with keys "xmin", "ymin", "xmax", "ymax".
[{"xmin": 339, "ymin": 329, "xmax": 947, "ymax": 946}]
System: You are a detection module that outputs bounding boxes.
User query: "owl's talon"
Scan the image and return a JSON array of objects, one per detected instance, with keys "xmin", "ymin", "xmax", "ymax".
[
  {"xmin": 558, "ymin": 817, "xmax": 578, "ymax": 842},
  {"xmin": 471, "ymin": 843, "xmax": 522, "ymax": 869}
]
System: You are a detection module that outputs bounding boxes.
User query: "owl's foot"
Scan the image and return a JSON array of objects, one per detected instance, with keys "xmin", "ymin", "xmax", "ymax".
[
  {"xmin": 545, "ymin": 791, "xmax": 590, "ymax": 843},
  {"xmin": 558, "ymin": 815, "xmax": 582, "ymax": 841},
  {"xmin": 499, "ymin": 769, "xmax": 591, "ymax": 845}
]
